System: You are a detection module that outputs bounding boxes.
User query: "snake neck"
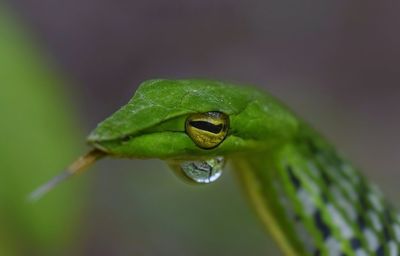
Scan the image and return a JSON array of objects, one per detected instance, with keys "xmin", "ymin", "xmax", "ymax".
[{"xmin": 232, "ymin": 127, "xmax": 400, "ymax": 255}]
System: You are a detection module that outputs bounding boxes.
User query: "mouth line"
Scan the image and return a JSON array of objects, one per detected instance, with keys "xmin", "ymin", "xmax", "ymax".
[
  {"xmin": 88, "ymin": 131, "xmax": 189, "ymax": 156},
  {"xmin": 87, "ymin": 131, "xmax": 256, "ymax": 161}
]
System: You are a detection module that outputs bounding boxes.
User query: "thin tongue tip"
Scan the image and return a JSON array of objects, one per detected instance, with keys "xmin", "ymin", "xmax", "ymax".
[
  {"xmin": 27, "ymin": 171, "xmax": 71, "ymax": 203},
  {"xmin": 27, "ymin": 148, "xmax": 106, "ymax": 203}
]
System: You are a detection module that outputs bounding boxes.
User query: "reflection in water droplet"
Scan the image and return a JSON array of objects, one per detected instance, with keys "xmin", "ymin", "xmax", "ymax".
[{"xmin": 180, "ymin": 157, "xmax": 225, "ymax": 184}]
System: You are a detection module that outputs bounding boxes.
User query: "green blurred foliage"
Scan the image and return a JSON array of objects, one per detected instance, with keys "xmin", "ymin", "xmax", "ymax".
[{"xmin": 0, "ymin": 4, "xmax": 85, "ymax": 255}]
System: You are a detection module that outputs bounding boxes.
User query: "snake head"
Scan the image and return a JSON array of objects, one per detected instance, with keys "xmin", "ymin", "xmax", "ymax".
[{"xmin": 87, "ymin": 79, "xmax": 298, "ymax": 160}]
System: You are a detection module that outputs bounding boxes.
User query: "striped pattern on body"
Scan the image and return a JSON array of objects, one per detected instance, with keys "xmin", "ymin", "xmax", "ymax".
[{"xmin": 272, "ymin": 129, "xmax": 400, "ymax": 255}]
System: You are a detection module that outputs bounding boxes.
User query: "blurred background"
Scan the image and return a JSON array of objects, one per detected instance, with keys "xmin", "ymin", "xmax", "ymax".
[{"xmin": 1, "ymin": 0, "xmax": 399, "ymax": 255}]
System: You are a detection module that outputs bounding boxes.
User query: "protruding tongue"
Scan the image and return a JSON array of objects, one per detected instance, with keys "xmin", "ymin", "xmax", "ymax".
[{"xmin": 28, "ymin": 149, "xmax": 105, "ymax": 202}]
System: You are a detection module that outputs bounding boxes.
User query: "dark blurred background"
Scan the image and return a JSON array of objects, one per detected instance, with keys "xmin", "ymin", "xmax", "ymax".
[{"xmin": 1, "ymin": 1, "xmax": 400, "ymax": 255}]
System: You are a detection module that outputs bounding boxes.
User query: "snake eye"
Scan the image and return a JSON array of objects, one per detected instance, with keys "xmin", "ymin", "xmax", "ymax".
[{"xmin": 185, "ymin": 111, "xmax": 229, "ymax": 149}]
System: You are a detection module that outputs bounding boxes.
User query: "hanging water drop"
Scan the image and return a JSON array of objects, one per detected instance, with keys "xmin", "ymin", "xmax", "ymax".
[{"xmin": 179, "ymin": 157, "xmax": 225, "ymax": 184}]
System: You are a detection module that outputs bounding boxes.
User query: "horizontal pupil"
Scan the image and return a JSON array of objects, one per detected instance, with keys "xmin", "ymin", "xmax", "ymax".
[{"xmin": 189, "ymin": 121, "xmax": 223, "ymax": 134}]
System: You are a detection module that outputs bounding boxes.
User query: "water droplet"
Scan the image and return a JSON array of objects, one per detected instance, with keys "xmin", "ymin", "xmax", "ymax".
[{"xmin": 180, "ymin": 157, "xmax": 225, "ymax": 184}]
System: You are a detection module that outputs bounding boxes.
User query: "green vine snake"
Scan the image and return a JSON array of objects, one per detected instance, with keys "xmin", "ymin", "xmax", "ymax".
[{"xmin": 31, "ymin": 79, "xmax": 400, "ymax": 256}]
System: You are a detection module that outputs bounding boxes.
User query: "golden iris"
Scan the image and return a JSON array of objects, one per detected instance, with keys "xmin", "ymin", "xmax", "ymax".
[{"xmin": 185, "ymin": 111, "xmax": 229, "ymax": 149}]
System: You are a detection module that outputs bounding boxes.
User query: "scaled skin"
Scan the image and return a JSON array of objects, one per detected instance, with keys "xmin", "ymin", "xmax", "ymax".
[
  {"xmin": 88, "ymin": 79, "xmax": 299, "ymax": 159},
  {"xmin": 87, "ymin": 79, "xmax": 400, "ymax": 255}
]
